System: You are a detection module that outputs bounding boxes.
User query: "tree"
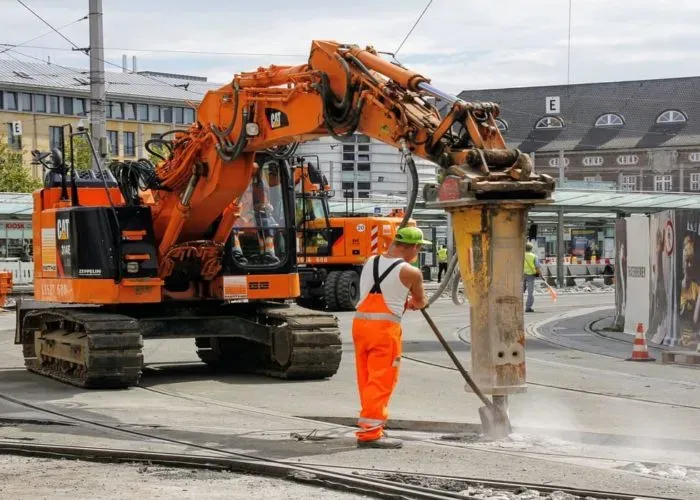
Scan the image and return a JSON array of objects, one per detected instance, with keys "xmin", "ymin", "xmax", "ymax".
[
  {"xmin": 70, "ymin": 135, "xmax": 93, "ymax": 171},
  {"xmin": 0, "ymin": 135, "xmax": 42, "ymax": 192}
]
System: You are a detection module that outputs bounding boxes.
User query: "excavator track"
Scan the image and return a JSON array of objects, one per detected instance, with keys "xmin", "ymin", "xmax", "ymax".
[
  {"xmin": 195, "ymin": 304, "xmax": 342, "ymax": 380},
  {"xmin": 20, "ymin": 309, "xmax": 143, "ymax": 389}
]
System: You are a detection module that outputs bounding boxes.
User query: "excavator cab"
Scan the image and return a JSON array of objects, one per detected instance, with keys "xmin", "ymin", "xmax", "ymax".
[{"xmin": 226, "ymin": 158, "xmax": 295, "ymax": 270}]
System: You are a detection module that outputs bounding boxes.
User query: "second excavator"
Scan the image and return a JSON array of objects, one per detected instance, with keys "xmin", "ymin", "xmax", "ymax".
[{"xmin": 16, "ymin": 40, "xmax": 553, "ymax": 390}]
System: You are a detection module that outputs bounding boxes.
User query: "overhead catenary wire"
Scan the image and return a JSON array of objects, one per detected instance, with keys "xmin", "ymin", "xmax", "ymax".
[
  {"xmin": 0, "ymin": 43, "xmax": 306, "ymax": 58},
  {"xmin": 0, "ymin": 16, "xmax": 87, "ymax": 55},
  {"xmin": 394, "ymin": 0, "xmax": 434, "ymax": 56},
  {"xmin": 15, "ymin": 0, "xmax": 84, "ymax": 52},
  {"xmin": 4, "ymin": 7, "xmax": 206, "ymax": 98}
]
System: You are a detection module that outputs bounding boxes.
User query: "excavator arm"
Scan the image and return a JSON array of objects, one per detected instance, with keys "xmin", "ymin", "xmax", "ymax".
[{"xmin": 146, "ymin": 40, "xmax": 553, "ymax": 279}]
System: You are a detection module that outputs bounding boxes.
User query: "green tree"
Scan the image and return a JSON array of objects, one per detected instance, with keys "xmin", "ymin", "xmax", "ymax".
[
  {"xmin": 0, "ymin": 135, "xmax": 42, "ymax": 192},
  {"xmin": 70, "ymin": 135, "xmax": 93, "ymax": 171}
]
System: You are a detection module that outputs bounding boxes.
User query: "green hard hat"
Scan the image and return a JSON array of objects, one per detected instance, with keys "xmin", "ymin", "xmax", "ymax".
[{"xmin": 394, "ymin": 226, "xmax": 432, "ymax": 245}]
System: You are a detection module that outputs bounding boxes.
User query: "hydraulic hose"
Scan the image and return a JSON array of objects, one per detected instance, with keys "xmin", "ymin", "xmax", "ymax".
[
  {"xmin": 450, "ymin": 265, "xmax": 464, "ymax": 305},
  {"xmin": 396, "ymin": 138, "xmax": 461, "ymax": 305},
  {"xmin": 398, "ymin": 139, "xmax": 419, "ymax": 231},
  {"xmin": 426, "ymin": 252, "xmax": 459, "ymax": 306}
]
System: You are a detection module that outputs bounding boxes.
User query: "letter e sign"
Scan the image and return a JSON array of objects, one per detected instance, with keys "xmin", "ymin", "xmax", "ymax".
[{"xmin": 546, "ymin": 96, "xmax": 560, "ymax": 114}]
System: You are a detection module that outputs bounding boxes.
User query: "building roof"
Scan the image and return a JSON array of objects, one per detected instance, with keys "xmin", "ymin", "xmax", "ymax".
[
  {"xmin": 454, "ymin": 76, "xmax": 700, "ymax": 153},
  {"xmin": 0, "ymin": 59, "xmax": 222, "ymax": 104}
]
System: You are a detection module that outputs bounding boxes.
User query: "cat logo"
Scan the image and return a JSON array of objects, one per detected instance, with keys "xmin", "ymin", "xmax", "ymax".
[
  {"xmin": 270, "ymin": 111, "xmax": 282, "ymax": 129},
  {"xmin": 265, "ymin": 108, "xmax": 288, "ymax": 129},
  {"xmin": 57, "ymin": 219, "xmax": 70, "ymax": 240}
]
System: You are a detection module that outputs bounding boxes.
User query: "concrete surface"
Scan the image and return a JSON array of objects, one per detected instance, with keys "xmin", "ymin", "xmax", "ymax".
[
  {"xmin": 1, "ymin": 296, "xmax": 699, "ymax": 499},
  {"xmin": 0, "ymin": 455, "xmax": 366, "ymax": 500}
]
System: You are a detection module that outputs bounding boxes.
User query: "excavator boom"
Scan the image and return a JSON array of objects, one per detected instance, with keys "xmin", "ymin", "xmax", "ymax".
[{"xmin": 17, "ymin": 39, "xmax": 553, "ymax": 391}]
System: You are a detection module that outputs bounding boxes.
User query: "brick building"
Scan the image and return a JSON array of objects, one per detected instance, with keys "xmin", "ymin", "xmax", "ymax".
[
  {"xmin": 0, "ymin": 58, "xmax": 219, "ymax": 178},
  {"xmin": 455, "ymin": 77, "xmax": 700, "ymax": 192}
]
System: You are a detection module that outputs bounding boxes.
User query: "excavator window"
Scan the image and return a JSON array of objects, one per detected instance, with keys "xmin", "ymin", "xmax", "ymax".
[{"xmin": 231, "ymin": 161, "xmax": 289, "ymax": 267}]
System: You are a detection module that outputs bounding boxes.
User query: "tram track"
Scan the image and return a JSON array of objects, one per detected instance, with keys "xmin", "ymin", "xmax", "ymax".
[{"xmin": 0, "ymin": 390, "xmax": 674, "ymax": 500}]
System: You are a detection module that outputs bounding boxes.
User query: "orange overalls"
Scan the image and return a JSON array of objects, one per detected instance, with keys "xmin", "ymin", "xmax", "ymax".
[{"xmin": 352, "ymin": 256, "xmax": 406, "ymax": 442}]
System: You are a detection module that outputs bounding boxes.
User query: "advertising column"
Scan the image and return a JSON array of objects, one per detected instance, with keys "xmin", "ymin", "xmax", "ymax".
[
  {"xmin": 623, "ymin": 215, "xmax": 651, "ymax": 334},
  {"xmin": 613, "ymin": 218, "xmax": 627, "ymax": 330},
  {"xmin": 648, "ymin": 210, "xmax": 676, "ymax": 345},
  {"xmin": 674, "ymin": 209, "xmax": 700, "ymax": 350}
]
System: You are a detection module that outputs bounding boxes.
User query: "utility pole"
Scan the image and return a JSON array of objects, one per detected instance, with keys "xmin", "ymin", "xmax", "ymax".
[{"xmin": 89, "ymin": 0, "xmax": 106, "ymax": 171}]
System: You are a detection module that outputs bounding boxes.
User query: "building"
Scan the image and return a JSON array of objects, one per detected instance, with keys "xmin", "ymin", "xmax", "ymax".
[
  {"xmin": 455, "ymin": 76, "xmax": 700, "ymax": 193},
  {"xmin": 295, "ymin": 136, "xmax": 438, "ymax": 200},
  {"xmin": 0, "ymin": 58, "xmax": 220, "ymax": 177}
]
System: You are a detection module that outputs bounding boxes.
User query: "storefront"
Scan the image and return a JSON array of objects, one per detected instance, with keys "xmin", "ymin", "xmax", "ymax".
[{"xmin": 0, "ymin": 220, "xmax": 33, "ymax": 261}]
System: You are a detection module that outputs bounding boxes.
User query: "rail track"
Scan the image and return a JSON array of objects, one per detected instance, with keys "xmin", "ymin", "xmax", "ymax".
[{"xmin": 0, "ymin": 390, "xmax": 680, "ymax": 500}]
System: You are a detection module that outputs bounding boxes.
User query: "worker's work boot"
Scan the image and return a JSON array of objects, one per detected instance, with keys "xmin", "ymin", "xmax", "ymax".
[{"xmin": 356, "ymin": 436, "xmax": 403, "ymax": 449}]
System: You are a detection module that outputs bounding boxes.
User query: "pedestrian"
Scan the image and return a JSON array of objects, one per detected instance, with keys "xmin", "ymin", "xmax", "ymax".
[
  {"xmin": 352, "ymin": 226, "xmax": 430, "ymax": 448},
  {"xmin": 523, "ymin": 242, "xmax": 541, "ymax": 313},
  {"xmin": 437, "ymin": 244, "xmax": 448, "ymax": 282}
]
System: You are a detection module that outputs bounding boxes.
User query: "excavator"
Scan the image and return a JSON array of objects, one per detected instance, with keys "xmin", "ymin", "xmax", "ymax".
[
  {"xmin": 292, "ymin": 159, "xmax": 414, "ymax": 311},
  {"xmin": 15, "ymin": 40, "xmax": 554, "ymax": 390}
]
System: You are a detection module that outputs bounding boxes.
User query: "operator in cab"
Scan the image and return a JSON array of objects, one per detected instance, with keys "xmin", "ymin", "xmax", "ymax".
[{"xmin": 352, "ymin": 226, "xmax": 430, "ymax": 449}]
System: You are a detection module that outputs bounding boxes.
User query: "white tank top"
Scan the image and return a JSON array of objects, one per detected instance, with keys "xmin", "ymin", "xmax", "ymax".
[{"xmin": 358, "ymin": 255, "xmax": 411, "ymax": 317}]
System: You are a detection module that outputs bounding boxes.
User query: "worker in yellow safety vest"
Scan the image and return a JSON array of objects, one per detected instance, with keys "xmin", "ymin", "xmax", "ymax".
[
  {"xmin": 523, "ymin": 242, "xmax": 541, "ymax": 313},
  {"xmin": 437, "ymin": 245, "xmax": 448, "ymax": 283}
]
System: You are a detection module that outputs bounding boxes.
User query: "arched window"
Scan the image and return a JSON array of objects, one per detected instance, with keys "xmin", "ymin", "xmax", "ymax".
[
  {"xmin": 656, "ymin": 110, "xmax": 686, "ymax": 124},
  {"xmin": 495, "ymin": 119, "xmax": 508, "ymax": 131},
  {"xmin": 595, "ymin": 113, "xmax": 624, "ymax": 127},
  {"xmin": 535, "ymin": 116, "xmax": 564, "ymax": 129}
]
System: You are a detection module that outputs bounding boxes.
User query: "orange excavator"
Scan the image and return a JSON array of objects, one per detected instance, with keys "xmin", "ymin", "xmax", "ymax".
[
  {"xmin": 292, "ymin": 159, "xmax": 414, "ymax": 311},
  {"xmin": 16, "ymin": 40, "xmax": 553, "ymax": 389}
]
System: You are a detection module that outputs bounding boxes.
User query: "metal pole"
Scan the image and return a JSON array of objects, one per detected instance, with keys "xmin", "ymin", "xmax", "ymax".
[
  {"xmin": 89, "ymin": 0, "xmax": 106, "ymax": 171},
  {"xmin": 329, "ymin": 160, "xmax": 334, "ymax": 196},
  {"xmin": 558, "ymin": 149, "xmax": 565, "ymax": 186},
  {"xmin": 557, "ymin": 208, "xmax": 565, "ymax": 288}
]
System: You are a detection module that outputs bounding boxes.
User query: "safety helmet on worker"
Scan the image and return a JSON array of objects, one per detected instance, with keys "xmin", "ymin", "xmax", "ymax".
[{"xmin": 393, "ymin": 226, "xmax": 432, "ymax": 246}]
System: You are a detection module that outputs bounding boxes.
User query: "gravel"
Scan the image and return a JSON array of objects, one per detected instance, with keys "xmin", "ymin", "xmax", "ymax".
[{"xmin": 0, "ymin": 455, "xmax": 369, "ymax": 499}]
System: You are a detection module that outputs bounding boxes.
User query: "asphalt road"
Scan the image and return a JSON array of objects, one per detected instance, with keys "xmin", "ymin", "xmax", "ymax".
[{"xmin": 1, "ymin": 294, "xmax": 699, "ymax": 499}]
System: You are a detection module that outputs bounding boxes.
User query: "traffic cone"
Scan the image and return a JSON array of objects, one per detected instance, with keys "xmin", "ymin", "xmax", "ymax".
[{"xmin": 627, "ymin": 323, "xmax": 655, "ymax": 362}]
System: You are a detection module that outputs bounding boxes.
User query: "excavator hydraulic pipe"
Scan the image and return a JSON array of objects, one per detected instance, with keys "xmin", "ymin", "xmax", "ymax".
[
  {"xmin": 347, "ymin": 47, "xmax": 428, "ymax": 91},
  {"xmin": 417, "ymin": 82, "xmax": 461, "ymax": 105}
]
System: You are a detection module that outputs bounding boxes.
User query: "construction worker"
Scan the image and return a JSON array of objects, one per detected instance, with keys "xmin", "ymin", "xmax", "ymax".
[
  {"xmin": 523, "ymin": 242, "xmax": 541, "ymax": 313},
  {"xmin": 437, "ymin": 244, "xmax": 448, "ymax": 282},
  {"xmin": 352, "ymin": 226, "xmax": 430, "ymax": 449}
]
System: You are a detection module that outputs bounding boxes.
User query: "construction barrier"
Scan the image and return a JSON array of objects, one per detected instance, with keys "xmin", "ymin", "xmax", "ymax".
[{"xmin": 0, "ymin": 271, "xmax": 12, "ymax": 307}]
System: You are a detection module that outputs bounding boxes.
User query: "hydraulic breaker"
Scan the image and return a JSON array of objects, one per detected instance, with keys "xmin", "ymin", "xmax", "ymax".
[{"xmin": 424, "ymin": 156, "xmax": 555, "ymax": 412}]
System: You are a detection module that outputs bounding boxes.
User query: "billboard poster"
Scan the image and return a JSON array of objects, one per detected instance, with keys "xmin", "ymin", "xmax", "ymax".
[
  {"xmin": 648, "ymin": 211, "xmax": 676, "ymax": 345},
  {"xmin": 570, "ymin": 228, "xmax": 597, "ymax": 258},
  {"xmin": 613, "ymin": 219, "xmax": 626, "ymax": 330},
  {"xmin": 675, "ymin": 209, "xmax": 700, "ymax": 350},
  {"xmin": 623, "ymin": 216, "xmax": 650, "ymax": 334}
]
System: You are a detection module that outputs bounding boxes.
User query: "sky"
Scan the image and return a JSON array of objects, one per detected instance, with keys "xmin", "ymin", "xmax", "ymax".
[{"xmin": 2, "ymin": 0, "xmax": 700, "ymax": 95}]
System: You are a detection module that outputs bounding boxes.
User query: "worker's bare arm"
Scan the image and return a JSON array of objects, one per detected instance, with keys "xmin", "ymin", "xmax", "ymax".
[{"xmin": 400, "ymin": 265, "xmax": 428, "ymax": 310}]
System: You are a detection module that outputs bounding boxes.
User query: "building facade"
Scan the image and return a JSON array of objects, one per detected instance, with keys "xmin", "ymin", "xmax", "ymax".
[
  {"xmin": 454, "ymin": 76, "xmax": 700, "ymax": 193},
  {"xmin": 296, "ymin": 135, "xmax": 438, "ymax": 200},
  {"xmin": 0, "ymin": 59, "xmax": 220, "ymax": 177}
]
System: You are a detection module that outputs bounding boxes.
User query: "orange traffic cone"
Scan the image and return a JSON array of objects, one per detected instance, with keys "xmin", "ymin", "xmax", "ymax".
[{"xmin": 627, "ymin": 323, "xmax": 655, "ymax": 362}]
